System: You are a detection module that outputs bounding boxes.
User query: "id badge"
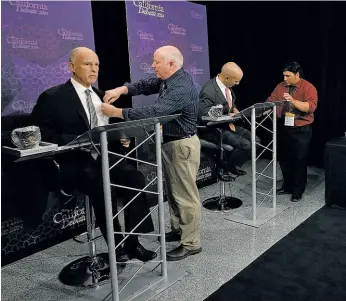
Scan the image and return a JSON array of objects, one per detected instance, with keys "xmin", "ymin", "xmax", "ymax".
[{"xmin": 284, "ymin": 112, "xmax": 295, "ymax": 127}]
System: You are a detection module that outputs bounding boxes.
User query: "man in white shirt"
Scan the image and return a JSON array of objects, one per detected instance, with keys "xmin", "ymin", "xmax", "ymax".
[
  {"xmin": 31, "ymin": 47, "xmax": 156, "ymax": 262},
  {"xmin": 198, "ymin": 62, "xmax": 260, "ymax": 176}
]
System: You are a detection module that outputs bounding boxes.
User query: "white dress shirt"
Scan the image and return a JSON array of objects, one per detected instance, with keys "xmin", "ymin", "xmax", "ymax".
[
  {"xmin": 216, "ymin": 75, "xmax": 233, "ymax": 103},
  {"xmin": 70, "ymin": 77, "xmax": 108, "ymax": 126}
]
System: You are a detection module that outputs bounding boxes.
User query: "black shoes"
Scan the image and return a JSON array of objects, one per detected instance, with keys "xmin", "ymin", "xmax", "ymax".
[
  {"xmin": 117, "ymin": 243, "xmax": 157, "ymax": 262},
  {"xmin": 125, "ymin": 243, "xmax": 157, "ymax": 262},
  {"xmin": 277, "ymin": 187, "xmax": 291, "ymax": 195},
  {"xmin": 230, "ymin": 167, "xmax": 247, "ymax": 176},
  {"xmin": 291, "ymin": 194, "xmax": 302, "ymax": 202},
  {"xmin": 277, "ymin": 186, "xmax": 303, "ymax": 201},
  {"xmin": 116, "ymin": 247, "xmax": 129, "ymax": 262},
  {"xmin": 157, "ymin": 230, "xmax": 181, "ymax": 242},
  {"xmin": 166, "ymin": 245, "xmax": 202, "ymax": 261}
]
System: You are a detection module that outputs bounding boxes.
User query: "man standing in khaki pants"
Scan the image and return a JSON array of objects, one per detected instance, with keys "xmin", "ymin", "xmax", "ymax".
[{"xmin": 101, "ymin": 45, "xmax": 202, "ymax": 261}]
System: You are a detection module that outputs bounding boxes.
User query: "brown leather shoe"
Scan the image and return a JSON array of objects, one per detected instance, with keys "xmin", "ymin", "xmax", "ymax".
[{"xmin": 166, "ymin": 245, "xmax": 202, "ymax": 261}]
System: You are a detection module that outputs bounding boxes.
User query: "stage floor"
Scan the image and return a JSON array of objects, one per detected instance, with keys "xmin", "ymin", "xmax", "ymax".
[{"xmin": 1, "ymin": 160, "xmax": 326, "ymax": 301}]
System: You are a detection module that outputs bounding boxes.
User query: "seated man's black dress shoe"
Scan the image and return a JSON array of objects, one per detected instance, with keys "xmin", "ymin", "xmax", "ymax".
[
  {"xmin": 157, "ymin": 230, "xmax": 181, "ymax": 242},
  {"xmin": 166, "ymin": 245, "xmax": 202, "ymax": 261},
  {"xmin": 116, "ymin": 247, "xmax": 130, "ymax": 262},
  {"xmin": 230, "ymin": 167, "xmax": 247, "ymax": 176},
  {"xmin": 125, "ymin": 243, "xmax": 157, "ymax": 262},
  {"xmin": 277, "ymin": 187, "xmax": 291, "ymax": 195},
  {"xmin": 291, "ymin": 194, "xmax": 302, "ymax": 202}
]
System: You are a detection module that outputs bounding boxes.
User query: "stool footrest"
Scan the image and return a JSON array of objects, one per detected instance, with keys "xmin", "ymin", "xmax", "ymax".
[
  {"xmin": 202, "ymin": 196, "xmax": 242, "ymax": 211},
  {"xmin": 58, "ymin": 253, "xmax": 126, "ymax": 288}
]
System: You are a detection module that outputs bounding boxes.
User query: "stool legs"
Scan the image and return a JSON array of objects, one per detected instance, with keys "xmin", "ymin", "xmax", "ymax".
[{"xmin": 58, "ymin": 195, "xmax": 115, "ymax": 288}]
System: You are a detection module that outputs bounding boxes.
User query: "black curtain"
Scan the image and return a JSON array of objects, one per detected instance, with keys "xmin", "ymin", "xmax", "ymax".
[{"xmin": 91, "ymin": 1, "xmax": 346, "ymax": 167}]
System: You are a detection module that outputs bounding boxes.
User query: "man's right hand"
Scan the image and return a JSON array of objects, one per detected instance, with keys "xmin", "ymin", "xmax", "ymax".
[{"xmin": 103, "ymin": 86, "xmax": 128, "ymax": 104}]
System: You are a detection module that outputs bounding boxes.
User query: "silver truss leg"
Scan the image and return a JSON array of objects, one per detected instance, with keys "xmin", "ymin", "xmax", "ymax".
[
  {"xmin": 251, "ymin": 107, "xmax": 257, "ymax": 221},
  {"xmin": 273, "ymin": 105, "xmax": 277, "ymax": 209},
  {"xmin": 155, "ymin": 122, "xmax": 167, "ymax": 277},
  {"xmin": 100, "ymin": 130, "xmax": 119, "ymax": 301},
  {"xmin": 224, "ymin": 105, "xmax": 288, "ymax": 227}
]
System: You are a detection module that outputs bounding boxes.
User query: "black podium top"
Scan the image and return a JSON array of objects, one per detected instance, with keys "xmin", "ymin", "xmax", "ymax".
[
  {"xmin": 3, "ymin": 114, "xmax": 180, "ymax": 162},
  {"xmin": 64, "ymin": 114, "xmax": 180, "ymax": 147}
]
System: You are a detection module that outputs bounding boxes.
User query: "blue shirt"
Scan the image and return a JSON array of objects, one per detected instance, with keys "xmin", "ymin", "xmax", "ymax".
[{"xmin": 123, "ymin": 68, "xmax": 199, "ymax": 137}]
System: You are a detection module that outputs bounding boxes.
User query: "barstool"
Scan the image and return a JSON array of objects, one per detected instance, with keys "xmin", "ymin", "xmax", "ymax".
[
  {"xmin": 198, "ymin": 126, "xmax": 243, "ymax": 211},
  {"xmin": 49, "ymin": 159, "xmax": 125, "ymax": 288}
]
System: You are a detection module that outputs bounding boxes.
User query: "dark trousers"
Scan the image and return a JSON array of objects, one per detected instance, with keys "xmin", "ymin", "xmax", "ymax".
[
  {"xmin": 58, "ymin": 151, "xmax": 154, "ymax": 248},
  {"xmin": 278, "ymin": 123, "xmax": 312, "ymax": 195},
  {"xmin": 222, "ymin": 125, "xmax": 261, "ymax": 169}
]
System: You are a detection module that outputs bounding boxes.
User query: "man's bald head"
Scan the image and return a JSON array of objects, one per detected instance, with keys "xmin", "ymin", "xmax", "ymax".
[
  {"xmin": 69, "ymin": 47, "xmax": 97, "ymax": 63},
  {"xmin": 152, "ymin": 45, "xmax": 184, "ymax": 79},
  {"xmin": 219, "ymin": 62, "xmax": 243, "ymax": 88},
  {"xmin": 68, "ymin": 47, "xmax": 99, "ymax": 88}
]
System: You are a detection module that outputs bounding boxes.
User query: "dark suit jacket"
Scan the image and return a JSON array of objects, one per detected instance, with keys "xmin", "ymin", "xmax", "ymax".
[
  {"xmin": 198, "ymin": 77, "xmax": 237, "ymax": 126},
  {"xmin": 31, "ymin": 79, "xmax": 105, "ymax": 146}
]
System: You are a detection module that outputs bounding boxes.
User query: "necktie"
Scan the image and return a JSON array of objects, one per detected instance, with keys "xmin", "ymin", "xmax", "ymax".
[
  {"xmin": 285, "ymin": 85, "xmax": 296, "ymax": 113},
  {"xmin": 225, "ymin": 87, "xmax": 232, "ymax": 109},
  {"xmin": 159, "ymin": 81, "xmax": 166, "ymax": 97},
  {"xmin": 85, "ymin": 89, "xmax": 98, "ymax": 128},
  {"xmin": 225, "ymin": 88, "xmax": 235, "ymax": 132}
]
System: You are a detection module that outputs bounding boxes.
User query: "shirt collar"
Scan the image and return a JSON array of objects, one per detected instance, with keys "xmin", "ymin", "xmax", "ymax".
[
  {"xmin": 70, "ymin": 77, "xmax": 93, "ymax": 95},
  {"xmin": 216, "ymin": 74, "xmax": 229, "ymax": 94},
  {"xmin": 165, "ymin": 68, "xmax": 184, "ymax": 87},
  {"xmin": 285, "ymin": 78, "xmax": 303, "ymax": 90}
]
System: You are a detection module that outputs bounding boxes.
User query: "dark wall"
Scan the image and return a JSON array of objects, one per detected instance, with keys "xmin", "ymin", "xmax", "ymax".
[{"xmin": 91, "ymin": 1, "xmax": 346, "ymax": 167}]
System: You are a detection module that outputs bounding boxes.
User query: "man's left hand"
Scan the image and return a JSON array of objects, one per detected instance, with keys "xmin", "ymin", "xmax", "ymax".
[
  {"xmin": 120, "ymin": 138, "xmax": 130, "ymax": 148},
  {"xmin": 283, "ymin": 93, "xmax": 294, "ymax": 102},
  {"xmin": 101, "ymin": 103, "xmax": 123, "ymax": 118}
]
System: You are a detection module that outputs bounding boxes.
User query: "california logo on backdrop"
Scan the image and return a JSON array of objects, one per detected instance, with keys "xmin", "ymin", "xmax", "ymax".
[
  {"xmin": 137, "ymin": 30, "xmax": 154, "ymax": 41},
  {"xmin": 140, "ymin": 62, "xmax": 155, "ymax": 74},
  {"xmin": 190, "ymin": 10, "xmax": 203, "ymax": 20},
  {"xmin": 12, "ymin": 100, "xmax": 36, "ymax": 115},
  {"xmin": 58, "ymin": 29, "xmax": 84, "ymax": 41},
  {"xmin": 132, "ymin": 0, "xmax": 165, "ymax": 18},
  {"xmin": 190, "ymin": 44, "xmax": 203, "ymax": 52},
  {"xmin": 168, "ymin": 24, "xmax": 186, "ymax": 36},
  {"xmin": 7, "ymin": 36, "xmax": 38, "ymax": 49},
  {"xmin": 10, "ymin": 1, "xmax": 48, "ymax": 15},
  {"xmin": 53, "ymin": 206, "xmax": 85, "ymax": 230}
]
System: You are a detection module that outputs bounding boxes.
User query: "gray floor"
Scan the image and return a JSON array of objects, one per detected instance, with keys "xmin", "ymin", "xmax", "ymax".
[{"xmin": 1, "ymin": 159, "xmax": 326, "ymax": 301}]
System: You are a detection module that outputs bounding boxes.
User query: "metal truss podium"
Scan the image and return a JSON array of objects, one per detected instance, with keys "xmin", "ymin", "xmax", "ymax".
[
  {"xmin": 206, "ymin": 102, "xmax": 288, "ymax": 228},
  {"xmin": 65, "ymin": 115, "xmax": 187, "ymax": 301}
]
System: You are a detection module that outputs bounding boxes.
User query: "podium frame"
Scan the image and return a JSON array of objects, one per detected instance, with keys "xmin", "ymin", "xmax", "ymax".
[
  {"xmin": 71, "ymin": 115, "xmax": 186, "ymax": 301},
  {"xmin": 206, "ymin": 102, "xmax": 288, "ymax": 228}
]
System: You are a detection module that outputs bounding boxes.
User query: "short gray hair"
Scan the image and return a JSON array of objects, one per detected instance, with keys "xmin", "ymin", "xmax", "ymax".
[{"xmin": 165, "ymin": 51, "xmax": 183, "ymax": 68}]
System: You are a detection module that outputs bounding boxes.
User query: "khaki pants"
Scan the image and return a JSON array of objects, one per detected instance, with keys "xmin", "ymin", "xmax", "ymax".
[{"xmin": 162, "ymin": 135, "xmax": 201, "ymax": 249}]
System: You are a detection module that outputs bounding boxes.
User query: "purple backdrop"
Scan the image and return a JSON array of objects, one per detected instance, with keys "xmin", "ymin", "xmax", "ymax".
[
  {"xmin": 125, "ymin": 1, "xmax": 216, "ymax": 199},
  {"xmin": 1, "ymin": 1, "xmax": 96, "ymax": 116},
  {"xmin": 125, "ymin": 0, "xmax": 210, "ymax": 107},
  {"xmin": 1, "ymin": 1, "xmax": 95, "ymax": 265}
]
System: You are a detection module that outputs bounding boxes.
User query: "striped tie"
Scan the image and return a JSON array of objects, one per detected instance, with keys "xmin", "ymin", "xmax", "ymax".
[{"xmin": 85, "ymin": 89, "xmax": 98, "ymax": 128}]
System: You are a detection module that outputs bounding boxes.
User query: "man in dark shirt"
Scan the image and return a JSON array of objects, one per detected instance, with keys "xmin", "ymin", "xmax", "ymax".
[
  {"xmin": 267, "ymin": 61, "xmax": 318, "ymax": 202},
  {"xmin": 101, "ymin": 45, "xmax": 202, "ymax": 261}
]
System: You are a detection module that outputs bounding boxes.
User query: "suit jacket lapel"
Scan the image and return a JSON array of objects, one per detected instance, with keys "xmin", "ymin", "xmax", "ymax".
[
  {"xmin": 65, "ymin": 80, "xmax": 90, "ymax": 129},
  {"xmin": 230, "ymin": 88, "xmax": 236, "ymax": 105},
  {"xmin": 212, "ymin": 78, "xmax": 227, "ymax": 105},
  {"xmin": 92, "ymin": 86, "xmax": 105, "ymax": 102}
]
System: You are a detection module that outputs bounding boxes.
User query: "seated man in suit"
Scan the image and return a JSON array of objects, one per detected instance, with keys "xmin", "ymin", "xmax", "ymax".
[
  {"xmin": 198, "ymin": 62, "xmax": 260, "ymax": 176},
  {"xmin": 31, "ymin": 47, "xmax": 156, "ymax": 262}
]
